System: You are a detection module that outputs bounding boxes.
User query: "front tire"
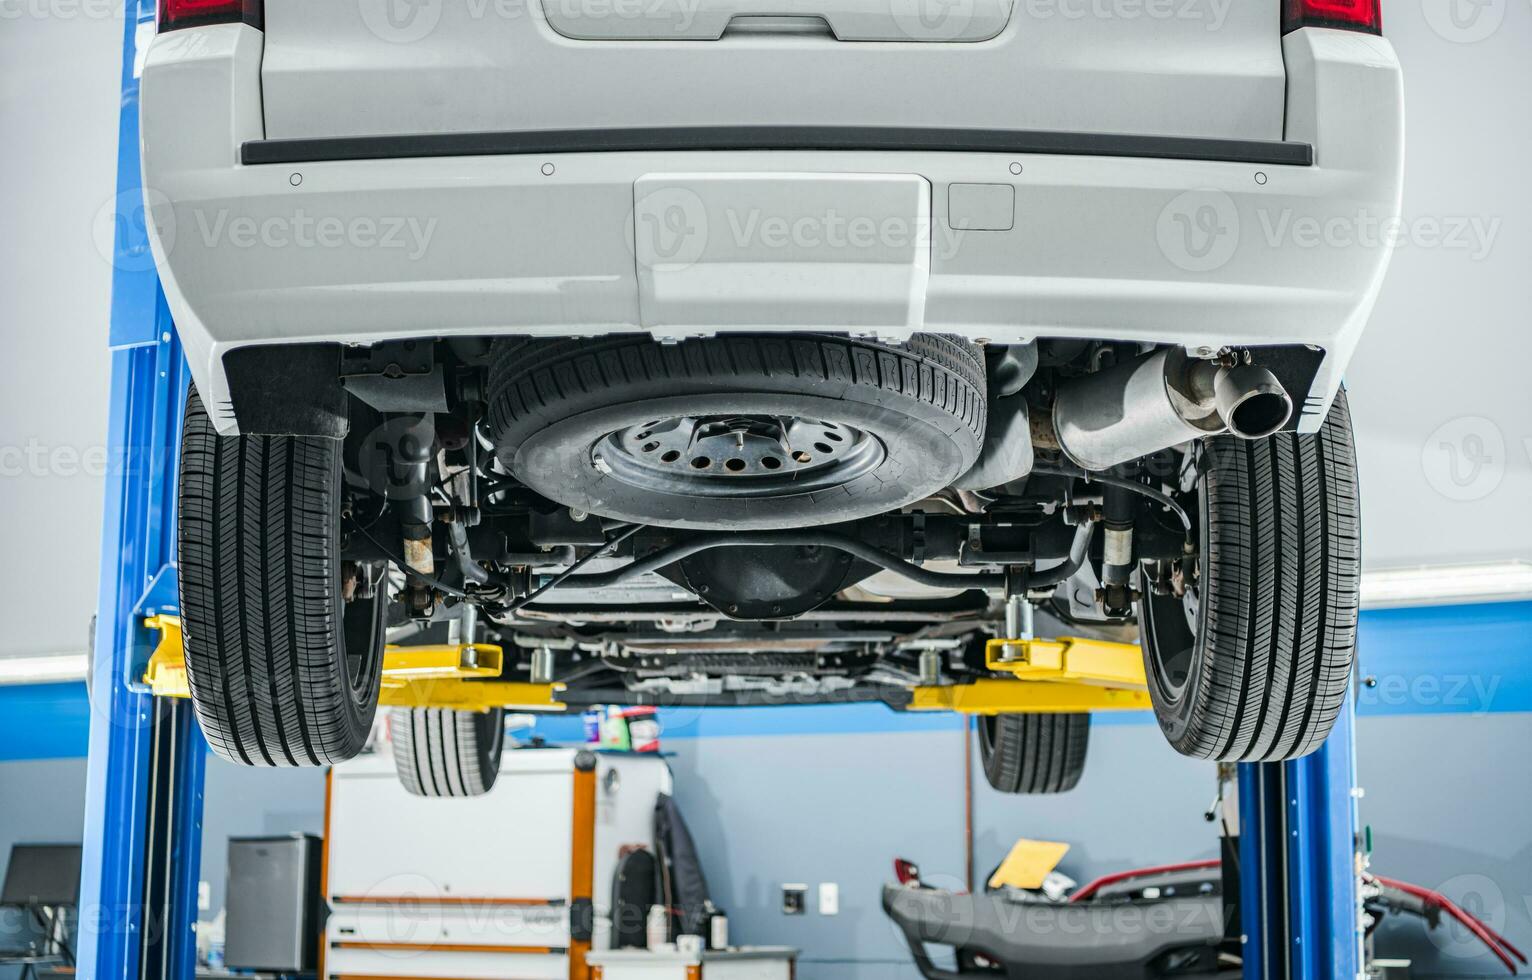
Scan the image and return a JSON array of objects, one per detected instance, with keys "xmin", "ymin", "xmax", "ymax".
[
  {"xmin": 178, "ymin": 389, "xmax": 386, "ymax": 766},
  {"xmin": 390, "ymin": 708, "xmax": 505, "ymax": 797},
  {"xmin": 977, "ymin": 713, "xmax": 1090, "ymax": 794},
  {"xmin": 1139, "ymin": 390, "xmax": 1360, "ymax": 761}
]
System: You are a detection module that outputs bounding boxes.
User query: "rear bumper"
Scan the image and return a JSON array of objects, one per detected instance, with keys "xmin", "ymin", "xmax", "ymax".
[
  {"xmin": 239, "ymin": 126, "xmax": 1315, "ymax": 167},
  {"xmin": 140, "ymin": 25, "xmax": 1402, "ymax": 435}
]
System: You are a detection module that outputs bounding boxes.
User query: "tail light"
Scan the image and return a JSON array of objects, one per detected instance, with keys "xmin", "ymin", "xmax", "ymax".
[
  {"xmin": 893, "ymin": 859, "xmax": 922, "ymax": 887},
  {"xmin": 159, "ymin": 0, "xmax": 263, "ymax": 32},
  {"xmin": 1283, "ymin": 0, "xmax": 1381, "ymax": 34}
]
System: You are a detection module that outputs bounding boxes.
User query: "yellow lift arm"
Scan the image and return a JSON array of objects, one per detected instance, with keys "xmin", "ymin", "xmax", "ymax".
[
  {"xmin": 144, "ymin": 618, "xmax": 1149, "ymax": 716},
  {"xmin": 908, "ymin": 636, "xmax": 1152, "ymax": 715},
  {"xmin": 142, "ymin": 615, "xmax": 564, "ymax": 713}
]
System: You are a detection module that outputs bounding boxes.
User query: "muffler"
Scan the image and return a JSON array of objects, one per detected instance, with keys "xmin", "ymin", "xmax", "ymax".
[{"xmin": 1051, "ymin": 349, "xmax": 1292, "ymax": 471}]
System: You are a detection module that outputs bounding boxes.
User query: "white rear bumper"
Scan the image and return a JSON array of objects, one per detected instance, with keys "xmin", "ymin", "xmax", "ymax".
[{"xmin": 140, "ymin": 25, "xmax": 1402, "ymax": 435}]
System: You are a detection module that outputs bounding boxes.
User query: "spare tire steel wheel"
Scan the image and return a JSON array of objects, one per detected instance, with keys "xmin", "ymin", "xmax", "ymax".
[{"xmin": 486, "ymin": 335, "xmax": 986, "ymax": 530}]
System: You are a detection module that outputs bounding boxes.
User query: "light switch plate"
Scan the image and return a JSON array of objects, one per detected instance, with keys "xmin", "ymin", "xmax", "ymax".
[{"xmin": 819, "ymin": 882, "xmax": 839, "ymax": 916}]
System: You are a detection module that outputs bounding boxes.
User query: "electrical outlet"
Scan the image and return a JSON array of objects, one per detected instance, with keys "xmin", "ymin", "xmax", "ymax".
[
  {"xmin": 782, "ymin": 884, "xmax": 807, "ymax": 915},
  {"xmin": 819, "ymin": 882, "xmax": 839, "ymax": 916}
]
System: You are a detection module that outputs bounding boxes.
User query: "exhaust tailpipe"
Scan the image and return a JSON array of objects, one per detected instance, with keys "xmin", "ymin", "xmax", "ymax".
[
  {"xmin": 1052, "ymin": 349, "xmax": 1292, "ymax": 471},
  {"xmin": 1213, "ymin": 363, "xmax": 1292, "ymax": 440}
]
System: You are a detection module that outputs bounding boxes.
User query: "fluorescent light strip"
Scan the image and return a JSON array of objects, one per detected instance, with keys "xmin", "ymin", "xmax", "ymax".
[
  {"xmin": 0, "ymin": 654, "xmax": 89, "ymax": 686},
  {"xmin": 1361, "ymin": 561, "xmax": 1532, "ymax": 609}
]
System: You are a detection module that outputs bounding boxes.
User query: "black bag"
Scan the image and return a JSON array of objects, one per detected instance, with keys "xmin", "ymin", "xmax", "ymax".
[
  {"xmin": 610, "ymin": 848, "xmax": 659, "ymax": 949},
  {"xmin": 654, "ymin": 793, "xmax": 713, "ymax": 939}
]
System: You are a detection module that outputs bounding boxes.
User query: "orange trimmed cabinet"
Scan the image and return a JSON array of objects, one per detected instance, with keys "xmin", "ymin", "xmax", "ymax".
[
  {"xmin": 322, "ymin": 746, "xmax": 673, "ymax": 980},
  {"xmin": 586, "ymin": 948, "xmax": 797, "ymax": 980}
]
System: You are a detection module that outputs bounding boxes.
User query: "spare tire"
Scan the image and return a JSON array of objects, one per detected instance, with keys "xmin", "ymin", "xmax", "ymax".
[{"xmin": 486, "ymin": 334, "xmax": 986, "ymax": 530}]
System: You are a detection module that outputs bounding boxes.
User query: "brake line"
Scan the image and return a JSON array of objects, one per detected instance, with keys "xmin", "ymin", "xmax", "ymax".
[{"xmin": 1032, "ymin": 463, "xmax": 1193, "ymax": 531}]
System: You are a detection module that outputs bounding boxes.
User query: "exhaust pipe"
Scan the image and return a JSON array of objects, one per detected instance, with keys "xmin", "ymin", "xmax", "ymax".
[
  {"xmin": 1213, "ymin": 363, "xmax": 1292, "ymax": 441},
  {"xmin": 1051, "ymin": 349, "xmax": 1292, "ymax": 471}
]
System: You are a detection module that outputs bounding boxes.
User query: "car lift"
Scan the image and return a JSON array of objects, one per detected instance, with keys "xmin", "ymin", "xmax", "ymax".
[
  {"xmin": 75, "ymin": 3, "xmax": 1364, "ymax": 976},
  {"xmin": 140, "ymin": 615, "xmax": 567, "ymax": 712}
]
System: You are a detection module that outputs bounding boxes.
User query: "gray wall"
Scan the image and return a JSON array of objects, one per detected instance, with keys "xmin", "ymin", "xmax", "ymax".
[
  {"xmin": 1341, "ymin": 0, "xmax": 1532, "ymax": 567},
  {"xmin": 1357, "ymin": 714, "xmax": 1532, "ymax": 979},
  {"xmin": 0, "ymin": 4, "xmax": 121, "ymax": 661}
]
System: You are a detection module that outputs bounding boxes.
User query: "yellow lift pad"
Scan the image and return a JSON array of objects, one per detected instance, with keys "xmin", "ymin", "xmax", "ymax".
[
  {"xmin": 909, "ymin": 636, "xmax": 1152, "ymax": 715},
  {"xmin": 142, "ymin": 615, "xmax": 564, "ymax": 713}
]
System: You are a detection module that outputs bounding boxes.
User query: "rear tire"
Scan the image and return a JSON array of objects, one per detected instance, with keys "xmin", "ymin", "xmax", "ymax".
[
  {"xmin": 178, "ymin": 388, "xmax": 386, "ymax": 766},
  {"xmin": 1138, "ymin": 390, "xmax": 1360, "ymax": 761},
  {"xmin": 390, "ymin": 708, "xmax": 505, "ymax": 797},
  {"xmin": 977, "ymin": 713, "xmax": 1090, "ymax": 794}
]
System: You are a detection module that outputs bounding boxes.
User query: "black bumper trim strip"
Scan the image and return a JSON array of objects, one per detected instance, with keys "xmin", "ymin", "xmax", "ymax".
[{"xmin": 241, "ymin": 126, "xmax": 1314, "ymax": 167}]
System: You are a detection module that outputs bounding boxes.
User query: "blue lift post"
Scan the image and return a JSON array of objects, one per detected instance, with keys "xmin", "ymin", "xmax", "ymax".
[
  {"xmin": 76, "ymin": 1, "xmax": 207, "ymax": 978},
  {"xmin": 1239, "ymin": 692, "xmax": 1363, "ymax": 980}
]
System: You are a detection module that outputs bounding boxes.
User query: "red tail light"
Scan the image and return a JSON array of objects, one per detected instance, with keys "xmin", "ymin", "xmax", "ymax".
[
  {"xmin": 893, "ymin": 859, "xmax": 922, "ymax": 887},
  {"xmin": 159, "ymin": 0, "xmax": 262, "ymax": 32},
  {"xmin": 1283, "ymin": 0, "xmax": 1381, "ymax": 34}
]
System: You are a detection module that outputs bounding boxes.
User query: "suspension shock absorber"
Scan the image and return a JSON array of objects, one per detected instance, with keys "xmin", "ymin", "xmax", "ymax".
[
  {"xmin": 1004, "ymin": 565, "xmax": 1034, "ymax": 642},
  {"xmin": 385, "ymin": 415, "xmax": 438, "ymax": 615},
  {"xmin": 1099, "ymin": 481, "xmax": 1137, "ymax": 617}
]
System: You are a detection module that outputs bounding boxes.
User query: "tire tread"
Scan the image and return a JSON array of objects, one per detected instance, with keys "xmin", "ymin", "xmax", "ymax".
[
  {"xmin": 390, "ymin": 708, "xmax": 502, "ymax": 797},
  {"xmin": 1160, "ymin": 391, "xmax": 1360, "ymax": 761},
  {"xmin": 178, "ymin": 389, "xmax": 379, "ymax": 767},
  {"xmin": 979, "ymin": 713, "xmax": 1090, "ymax": 795},
  {"xmin": 486, "ymin": 333, "xmax": 986, "ymax": 454}
]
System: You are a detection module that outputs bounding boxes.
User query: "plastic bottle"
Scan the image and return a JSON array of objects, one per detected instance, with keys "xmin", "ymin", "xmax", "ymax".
[{"xmin": 647, "ymin": 904, "xmax": 670, "ymax": 951}]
